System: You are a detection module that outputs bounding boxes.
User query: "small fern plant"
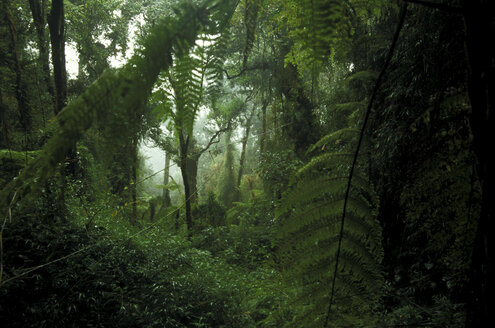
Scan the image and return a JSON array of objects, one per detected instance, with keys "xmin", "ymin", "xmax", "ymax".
[{"xmin": 274, "ymin": 118, "xmax": 384, "ymax": 326}]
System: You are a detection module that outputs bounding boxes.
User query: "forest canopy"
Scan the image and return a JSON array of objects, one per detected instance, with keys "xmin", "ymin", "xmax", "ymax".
[{"xmin": 0, "ymin": 0, "xmax": 493, "ymax": 327}]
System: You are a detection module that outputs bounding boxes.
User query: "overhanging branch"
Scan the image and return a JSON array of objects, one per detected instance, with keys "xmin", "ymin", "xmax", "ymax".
[{"xmin": 196, "ymin": 123, "xmax": 231, "ymax": 157}]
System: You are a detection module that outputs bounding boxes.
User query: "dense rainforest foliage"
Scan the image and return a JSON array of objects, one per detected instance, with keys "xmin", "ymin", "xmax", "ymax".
[{"xmin": 1, "ymin": 0, "xmax": 493, "ymax": 327}]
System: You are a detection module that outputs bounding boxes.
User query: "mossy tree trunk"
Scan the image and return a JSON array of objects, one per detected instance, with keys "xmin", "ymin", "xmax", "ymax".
[
  {"xmin": 259, "ymin": 99, "xmax": 268, "ymax": 155},
  {"xmin": 178, "ymin": 133, "xmax": 193, "ymax": 235},
  {"xmin": 186, "ymin": 153, "xmax": 199, "ymax": 205},
  {"xmin": 178, "ymin": 128, "xmax": 229, "ymax": 234},
  {"xmin": 48, "ymin": 0, "xmax": 67, "ymax": 116},
  {"xmin": 2, "ymin": 0, "xmax": 32, "ymax": 135},
  {"xmin": 48, "ymin": 0, "xmax": 69, "ymax": 211},
  {"xmin": 276, "ymin": 41, "xmax": 319, "ymax": 160},
  {"xmin": 236, "ymin": 106, "xmax": 254, "ymax": 201},
  {"xmin": 28, "ymin": 0, "xmax": 55, "ymax": 111},
  {"xmin": 163, "ymin": 151, "xmax": 171, "ymax": 207},
  {"xmin": 130, "ymin": 133, "xmax": 138, "ymax": 225}
]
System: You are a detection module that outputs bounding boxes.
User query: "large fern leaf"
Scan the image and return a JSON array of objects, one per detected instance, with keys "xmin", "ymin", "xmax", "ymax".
[
  {"xmin": 205, "ymin": 32, "xmax": 230, "ymax": 104},
  {"xmin": 282, "ymin": 0, "xmax": 344, "ymax": 74},
  {"xmin": 274, "ymin": 127, "xmax": 383, "ymax": 327},
  {"xmin": 242, "ymin": 0, "xmax": 261, "ymax": 67}
]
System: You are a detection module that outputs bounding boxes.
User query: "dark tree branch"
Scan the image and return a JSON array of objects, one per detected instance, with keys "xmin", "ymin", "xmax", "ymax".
[{"xmin": 195, "ymin": 124, "xmax": 231, "ymax": 157}]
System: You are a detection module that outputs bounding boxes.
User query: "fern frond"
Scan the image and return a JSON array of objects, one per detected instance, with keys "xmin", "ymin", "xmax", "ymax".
[
  {"xmin": 345, "ymin": 70, "xmax": 379, "ymax": 84},
  {"xmin": 307, "ymin": 128, "xmax": 360, "ymax": 153},
  {"xmin": 296, "ymin": 151, "xmax": 354, "ymax": 177},
  {"xmin": 168, "ymin": 43, "xmax": 208, "ymax": 137},
  {"xmin": 282, "ymin": 0, "xmax": 345, "ymax": 74},
  {"xmin": 333, "ymin": 101, "xmax": 366, "ymax": 114},
  {"xmin": 274, "ymin": 125, "xmax": 383, "ymax": 326},
  {"xmin": 242, "ymin": 0, "xmax": 260, "ymax": 67},
  {"xmin": 205, "ymin": 32, "xmax": 230, "ymax": 104},
  {"xmin": 280, "ymin": 174, "xmax": 371, "ymax": 210}
]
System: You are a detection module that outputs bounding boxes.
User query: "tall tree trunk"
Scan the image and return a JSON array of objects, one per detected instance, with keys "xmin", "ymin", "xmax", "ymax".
[
  {"xmin": 179, "ymin": 133, "xmax": 193, "ymax": 235},
  {"xmin": 0, "ymin": 89, "xmax": 11, "ymax": 148},
  {"xmin": 130, "ymin": 133, "xmax": 138, "ymax": 225},
  {"xmin": 236, "ymin": 107, "xmax": 254, "ymax": 201},
  {"xmin": 48, "ymin": 0, "xmax": 67, "ymax": 115},
  {"xmin": 461, "ymin": 1, "xmax": 495, "ymax": 326},
  {"xmin": 260, "ymin": 100, "xmax": 267, "ymax": 155},
  {"xmin": 28, "ymin": 0, "xmax": 55, "ymax": 109},
  {"xmin": 2, "ymin": 0, "xmax": 31, "ymax": 134},
  {"xmin": 217, "ymin": 130, "xmax": 236, "ymax": 208},
  {"xmin": 47, "ymin": 0, "xmax": 69, "ymax": 210},
  {"xmin": 186, "ymin": 154, "xmax": 199, "ymax": 205},
  {"xmin": 276, "ymin": 42, "xmax": 319, "ymax": 159},
  {"xmin": 163, "ymin": 151, "xmax": 171, "ymax": 207}
]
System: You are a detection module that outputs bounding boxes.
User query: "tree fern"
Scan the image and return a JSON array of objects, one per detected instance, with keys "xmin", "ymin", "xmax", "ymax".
[
  {"xmin": 274, "ymin": 120, "xmax": 383, "ymax": 327},
  {"xmin": 0, "ymin": 0, "xmax": 234, "ymax": 212},
  {"xmin": 281, "ymin": 0, "xmax": 344, "ymax": 74},
  {"xmin": 173, "ymin": 49, "xmax": 206, "ymax": 137},
  {"xmin": 153, "ymin": 33, "xmax": 213, "ymax": 142},
  {"xmin": 272, "ymin": 4, "xmax": 409, "ymax": 323}
]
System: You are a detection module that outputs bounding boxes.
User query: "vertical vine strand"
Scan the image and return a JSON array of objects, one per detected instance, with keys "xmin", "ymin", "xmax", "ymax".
[{"xmin": 323, "ymin": 2, "xmax": 408, "ymax": 327}]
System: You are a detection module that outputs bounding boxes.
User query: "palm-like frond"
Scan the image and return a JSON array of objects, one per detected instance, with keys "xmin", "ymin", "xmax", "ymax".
[
  {"xmin": 282, "ymin": 0, "xmax": 344, "ymax": 73},
  {"xmin": 274, "ymin": 126, "xmax": 383, "ymax": 326},
  {"xmin": 242, "ymin": 0, "xmax": 261, "ymax": 67}
]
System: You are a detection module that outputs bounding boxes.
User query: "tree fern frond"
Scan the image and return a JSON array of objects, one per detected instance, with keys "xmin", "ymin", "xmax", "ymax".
[
  {"xmin": 205, "ymin": 31, "xmax": 230, "ymax": 104},
  {"xmin": 276, "ymin": 196, "xmax": 373, "ymax": 239},
  {"xmin": 333, "ymin": 101, "xmax": 366, "ymax": 113},
  {"xmin": 345, "ymin": 70, "xmax": 379, "ymax": 84},
  {"xmin": 168, "ymin": 44, "xmax": 208, "ymax": 137},
  {"xmin": 274, "ymin": 125, "xmax": 383, "ymax": 326},
  {"xmin": 242, "ymin": 0, "xmax": 261, "ymax": 67},
  {"xmin": 296, "ymin": 151, "xmax": 354, "ymax": 177},
  {"xmin": 280, "ymin": 174, "xmax": 371, "ymax": 210},
  {"xmin": 282, "ymin": 0, "xmax": 345, "ymax": 74},
  {"xmin": 307, "ymin": 128, "xmax": 360, "ymax": 153}
]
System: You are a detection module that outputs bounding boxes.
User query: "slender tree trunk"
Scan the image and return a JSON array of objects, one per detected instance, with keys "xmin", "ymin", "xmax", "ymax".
[
  {"xmin": 461, "ymin": 1, "xmax": 495, "ymax": 326},
  {"xmin": 0, "ymin": 89, "xmax": 11, "ymax": 148},
  {"xmin": 260, "ymin": 100, "xmax": 267, "ymax": 155},
  {"xmin": 47, "ymin": 0, "xmax": 70, "ymax": 211},
  {"xmin": 130, "ymin": 134, "xmax": 138, "ymax": 225},
  {"xmin": 175, "ymin": 208, "xmax": 180, "ymax": 231},
  {"xmin": 28, "ymin": 0, "xmax": 55, "ymax": 109},
  {"xmin": 149, "ymin": 200, "xmax": 155, "ymax": 221},
  {"xmin": 179, "ymin": 133, "xmax": 193, "ymax": 235},
  {"xmin": 186, "ymin": 154, "xmax": 199, "ymax": 205},
  {"xmin": 237, "ymin": 107, "xmax": 254, "ymax": 200},
  {"xmin": 163, "ymin": 151, "xmax": 171, "ymax": 207},
  {"xmin": 2, "ymin": 0, "xmax": 31, "ymax": 134},
  {"xmin": 48, "ymin": 0, "xmax": 67, "ymax": 115}
]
